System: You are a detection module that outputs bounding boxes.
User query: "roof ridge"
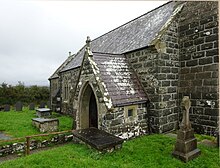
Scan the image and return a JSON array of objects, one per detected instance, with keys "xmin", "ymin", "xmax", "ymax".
[
  {"xmin": 93, "ymin": 51, "xmax": 124, "ymax": 56},
  {"xmin": 91, "ymin": 1, "xmax": 172, "ymax": 43},
  {"xmin": 59, "ymin": 45, "xmax": 86, "ymax": 72},
  {"xmin": 48, "ymin": 54, "xmax": 75, "ymax": 80}
]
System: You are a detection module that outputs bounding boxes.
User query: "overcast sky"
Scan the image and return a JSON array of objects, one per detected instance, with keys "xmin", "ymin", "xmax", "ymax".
[{"xmin": 0, "ymin": 0, "xmax": 167, "ymax": 86}]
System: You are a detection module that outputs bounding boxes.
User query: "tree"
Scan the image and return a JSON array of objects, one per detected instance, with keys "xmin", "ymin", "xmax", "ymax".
[{"xmin": 0, "ymin": 82, "xmax": 49, "ymax": 105}]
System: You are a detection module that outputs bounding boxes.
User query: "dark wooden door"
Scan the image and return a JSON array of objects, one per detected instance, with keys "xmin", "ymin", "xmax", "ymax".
[{"xmin": 89, "ymin": 91, "xmax": 98, "ymax": 128}]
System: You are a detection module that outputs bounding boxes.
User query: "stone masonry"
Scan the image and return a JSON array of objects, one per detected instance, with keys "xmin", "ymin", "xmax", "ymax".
[
  {"xmin": 49, "ymin": 1, "xmax": 219, "ymax": 136},
  {"xmin": 60, "ymin": 68, "xmax": 80, "ymax": 115},
  {"xmin": 125, "ymin": 18, "xmax": 179, "ymax": 133},
  {"xmin": 178, "ymin": 1, "xmax": 218, "ymax": 135}
]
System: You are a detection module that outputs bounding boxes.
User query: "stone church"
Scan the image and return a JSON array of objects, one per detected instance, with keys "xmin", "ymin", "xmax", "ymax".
[{"xmin": 49, "ymin": 1, "xmax": 219, "ymax": 138}]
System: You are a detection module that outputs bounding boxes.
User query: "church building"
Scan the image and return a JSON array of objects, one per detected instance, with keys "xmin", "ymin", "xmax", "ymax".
[{"xmin": 49, "ymin": 1, "xmax": 219, "ymax": 138}]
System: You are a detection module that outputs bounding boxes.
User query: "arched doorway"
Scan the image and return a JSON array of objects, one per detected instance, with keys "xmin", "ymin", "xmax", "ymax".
[
  {"xmin": 89, "ymin": 91, "xmax": 98, "ymax": 128},
  {"xmin": 80, "ymin": 83, "xmax": 98, "ymax": 129}
]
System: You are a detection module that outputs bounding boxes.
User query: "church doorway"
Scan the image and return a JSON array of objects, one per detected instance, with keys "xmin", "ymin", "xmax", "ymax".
[
  {"xmin": 79, "ymin": 83, "xmax": 98, "ymax": 129},
  {"xmin": 89, "ymin": 91, "xmax": 98, "ymax": 128}
]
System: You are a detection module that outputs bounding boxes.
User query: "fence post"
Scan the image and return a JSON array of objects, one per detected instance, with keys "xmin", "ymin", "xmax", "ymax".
[{"xmin": 25, "ymin": 136, "xmax": 30, "ymax": 156}]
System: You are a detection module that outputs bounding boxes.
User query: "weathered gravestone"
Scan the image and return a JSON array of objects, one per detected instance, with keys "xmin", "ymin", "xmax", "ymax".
[
  {"xmin": 172, "ymin": 96, "xmax": 201, "ymax": 162},
  {"xmin": 39, "ymin": 102, "xmax": 46, "ymax": 108},
  {"xmin": 4, "ymin": 104, "xmax": 10, "ymax": 112},
  {"xmin": 15, "ymin": 102, "xmax": 23, "ymax": 111},
  {"xmin": 29, "ymin": 103, "xmax": 35, "ymax": 110}
]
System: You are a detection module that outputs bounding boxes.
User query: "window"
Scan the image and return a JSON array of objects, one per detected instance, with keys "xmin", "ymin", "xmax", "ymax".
[
  {"xmin": 124, "ymin": 105, "xmax": 137, "ymax": 123},
  {"xmin": 128, "ymin": 109, "xmax": 133, "ymax": 117},
  {"xmin": 64, "ymin": 86, "xmax": 67, "ymax": 99}
]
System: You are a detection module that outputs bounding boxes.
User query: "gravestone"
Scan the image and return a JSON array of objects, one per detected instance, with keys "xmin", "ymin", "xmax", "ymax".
[
  {"xmin": 39, "ymin": 102, "xmax": 46, "ymax": 108},
  {"xmin": 172, "ymin": 96, "xmax": 201, "ymax": 162},
  {"xmin": 15, "ymin": 101, "xmax": 23, "ymax": 111},
  {"xmin": 4, "ymin": 104, "xmax": 10, "ymax": 112},
  {"xmin": 29, "ymin": 103, "xmax": 35, "ymax": 110}
]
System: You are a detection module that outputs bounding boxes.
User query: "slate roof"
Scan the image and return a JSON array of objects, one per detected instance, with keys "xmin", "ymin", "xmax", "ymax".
[
  {"xmin": 49, "ymin": 54, "xmax": 75, "ymax": 80},
  {"xmin": 93, "ymin": 52, "xmax": 148, "ymax": 106},
  {"xmin": 61, "ymin": 1, "xmax": 178, "ymax": 72}
]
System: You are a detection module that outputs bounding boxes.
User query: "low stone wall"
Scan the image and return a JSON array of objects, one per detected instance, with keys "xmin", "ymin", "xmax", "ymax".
[{"xmin": 0, "ymin": 134, "xmax": 73, "ymax": 157}]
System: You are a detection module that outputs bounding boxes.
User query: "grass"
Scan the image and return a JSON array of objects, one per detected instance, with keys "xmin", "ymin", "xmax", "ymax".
[
  {"xmin": 196, "ymin": 134, "xmax": 217, "ymax": 142},
  {"xmin": 0, "ymin": 108, "xmax": 73, "ymax": 138},
  {"xmin": 0, "ymin": 134, "xmax": 219, "ymax": 168}
]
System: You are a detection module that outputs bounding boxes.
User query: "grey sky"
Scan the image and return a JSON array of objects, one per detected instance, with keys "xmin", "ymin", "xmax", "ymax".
[{"xmin": 0, "ymin": 0, "xmax": 167, "ymax": 86}]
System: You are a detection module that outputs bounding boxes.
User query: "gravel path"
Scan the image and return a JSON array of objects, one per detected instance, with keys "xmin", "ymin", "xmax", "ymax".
[
  {"xmin": 0, "ymin": 143, "xmax": 70, "ymax": 164},
  {"xmin": 0, "ymin": 132, "xmax": 11, "ymax": 140}
]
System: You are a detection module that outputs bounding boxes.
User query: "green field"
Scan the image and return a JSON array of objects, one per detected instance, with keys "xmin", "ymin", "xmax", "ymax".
[
  {"xmin": 0, "ymin": 108, "xmax": 73, "ymax": 138},
  {"xmin": 0, "ymin": 134, "xmax": 219, "ymax": 168}
]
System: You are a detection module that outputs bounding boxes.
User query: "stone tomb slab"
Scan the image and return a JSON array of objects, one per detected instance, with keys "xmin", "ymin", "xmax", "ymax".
[
  {"xmin": 32, "ymin": 118, "xmax": 59, "ymax": 133},
  {"xmin": 36, "ymin": 108, "xmax": 51, "ymax": 118},
  {"xmin": 72, "ymin": 128, "xmax": 124, "ymax": 152}
]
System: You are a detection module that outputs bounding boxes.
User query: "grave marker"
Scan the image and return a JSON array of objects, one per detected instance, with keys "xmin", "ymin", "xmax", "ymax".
[
  {"xmin": 29, "ymin": 103, "xmax": 35, "ymax": 110},
  {"xmin": 39, "ymin": 102, "xmax": 46, "ymax": 108},
  {"xmin": 15, "ymin": 101, "xmax": 23, "ymax": 111},
  {"xmin": 4, "ymin": 104, "xmax": 10, "ymax": 112},
  {"xmin": 172, "ymin": 96, "xmax": 201, "ymax": 162}
]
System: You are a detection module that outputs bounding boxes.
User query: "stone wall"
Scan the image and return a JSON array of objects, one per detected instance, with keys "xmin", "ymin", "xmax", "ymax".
[
  {"xmin": 156, "ymin": 19, "xmax": 180, "ymax": 133},
  {"xmin": 0, "ymin": 134, "xmax": 73, "ymax": 157},
  {"xmin": 60, "ymin": 68, "xmax": 80, "ymax": 115},
  {"xmin": 102, "ymin": 103, "xmax": 148, "ymax": 139},
  {"xmin": 178, "ymin": 1, "xmax": 219, "ymax": 135},
  {"xmin": 50, "ymin": 78, "xmax": 60, "ymax": 112},
  {"xmin": 125, "ymin": 47, "xmax": 159, "ymax": 133},
  {"xmin": 125, "ymin": 18, "xmax": 179, "ymax": 133}
]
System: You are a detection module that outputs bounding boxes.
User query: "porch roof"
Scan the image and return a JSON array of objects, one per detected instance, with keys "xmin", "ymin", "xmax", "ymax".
[{"xmin": 93, "ymin": 52, "xmax": 148, "ymax": 107}]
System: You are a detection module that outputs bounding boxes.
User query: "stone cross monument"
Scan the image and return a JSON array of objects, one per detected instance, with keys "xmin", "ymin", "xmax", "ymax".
[
  {"xmin": 180, "ymin": 96, "xmax": 191, "ymax": 130},
  {"xmin": 172, "ymin": 96, "xmax": 201, "ymax": 162}
]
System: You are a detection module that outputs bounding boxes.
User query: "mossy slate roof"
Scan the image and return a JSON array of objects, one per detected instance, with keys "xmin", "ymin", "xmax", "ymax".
[
  {"xmin": 60, "ymin": 1, "xmax": 176, "ymax": 72},
  {"xmin": 93, "ymin": 52, "xmax": 148, "ymax": 106}
]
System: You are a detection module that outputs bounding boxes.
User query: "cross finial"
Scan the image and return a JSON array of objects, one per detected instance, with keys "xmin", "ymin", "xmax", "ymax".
[
  {"xmin": 86, "ymin": 36, "xmax": 91, "ymax": 49},
  {"xmin": 85, "ymin": 36, "xmax": 93, "ymax": 57}
]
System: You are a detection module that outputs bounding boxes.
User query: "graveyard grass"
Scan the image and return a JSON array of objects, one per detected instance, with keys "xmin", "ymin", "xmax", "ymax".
[
  {"xmin": 0, "ymin": 134, "xmax": 219, "ymax": 168},
  {"xmin": 0, "ymin": 108, "xmax": 73, "ymax": 138}
]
